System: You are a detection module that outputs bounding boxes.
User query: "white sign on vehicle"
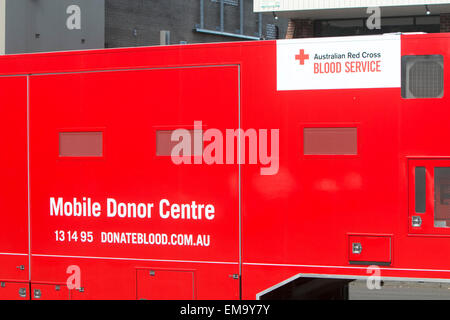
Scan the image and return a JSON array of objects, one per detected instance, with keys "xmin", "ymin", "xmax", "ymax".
[{"xmin": 276, "ymin": 34, "xmax": 401, "ymax": 91}]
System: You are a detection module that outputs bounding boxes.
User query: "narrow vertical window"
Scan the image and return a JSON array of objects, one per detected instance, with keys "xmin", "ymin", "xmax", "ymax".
[
  {"xmin": 434, "ymin": 167, "xmax": 450, "ymax": 228},
  {"xmin": 415, "ymin": 167, "xmax": 426, "ymax": 213}
]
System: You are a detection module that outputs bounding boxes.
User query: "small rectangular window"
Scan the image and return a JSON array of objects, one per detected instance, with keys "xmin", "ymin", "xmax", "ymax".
[
  {"xmin": 415, "ymin": 167, "xmax": 426, "ymax": 213},
  {"xmin": 59, "ymin": 132, "xmax": 103, "ymax": 157},
  {"xmin": 401, "ymin": 55, "xmax": 444, "ymax": 99},
  {"xmin": 156, "ymin": 130, "xmax": 202, "ymax": 156},
  {"xmin": 303, "ymin": 127, "xmax": 357, "ymax": 155}
]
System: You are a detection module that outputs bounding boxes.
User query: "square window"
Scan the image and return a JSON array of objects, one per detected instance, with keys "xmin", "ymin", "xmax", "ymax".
[{"xmin": 401, "ymin": 55, "xmax": 444, "ymax": 99}]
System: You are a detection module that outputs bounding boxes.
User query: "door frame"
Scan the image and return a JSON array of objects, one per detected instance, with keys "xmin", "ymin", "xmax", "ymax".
[{"xmin": 408, "ymin": 157, "xmax": 450, "ymax": 236}]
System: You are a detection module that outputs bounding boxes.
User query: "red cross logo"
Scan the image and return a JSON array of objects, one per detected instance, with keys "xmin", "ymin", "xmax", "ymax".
[{"xmin": 295, "ymin": 49, "xmax": 309, "ymax": 65}]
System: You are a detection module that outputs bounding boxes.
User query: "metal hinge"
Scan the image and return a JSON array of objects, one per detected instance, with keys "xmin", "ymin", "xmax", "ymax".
[
  {"xmin": 229, "ymin": 274, "xmax": 240, "ymax": 280},
  {"xmin": 19, "ymin": 288, "xmax": 27, "ymax": 298},
  {"xmin": 33, "ymin": 289, "xmax": 41, "ymax": 299}
]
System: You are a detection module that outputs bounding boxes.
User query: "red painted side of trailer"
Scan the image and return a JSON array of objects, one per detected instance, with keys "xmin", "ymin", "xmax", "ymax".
[{"xmin": 0, "ymin": 33, "xmax": 449, "ymax": 299}]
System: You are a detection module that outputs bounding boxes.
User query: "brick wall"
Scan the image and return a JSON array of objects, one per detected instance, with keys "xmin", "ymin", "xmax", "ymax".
[
  {"xmin": 441, "ymin": 13, "xmax": 450, "ymax": 33},
  {"xmin": 285, "ymin": 19, "xmax": 296, "ymax": 39},
  {"xmin": 105, "ymin": 0, "xmax": 288, "ymax": 48},
  {"xmin": 285, "ymin": 19, "xmax": 314, "ymax": 39}
]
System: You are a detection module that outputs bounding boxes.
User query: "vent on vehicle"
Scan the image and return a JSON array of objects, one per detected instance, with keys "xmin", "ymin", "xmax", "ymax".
[{"xmin": 402, "ymin": 55, "xmax": 444, "ymax": 99}]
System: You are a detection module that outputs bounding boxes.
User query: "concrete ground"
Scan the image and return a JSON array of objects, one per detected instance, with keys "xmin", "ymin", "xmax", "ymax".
[{"xmin": 349, "ymin": 280, "xmax": 450, "ymax": 300}]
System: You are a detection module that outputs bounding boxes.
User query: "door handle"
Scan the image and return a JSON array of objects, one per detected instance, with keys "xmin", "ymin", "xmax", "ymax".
[{"xmin": 412, "ymin": 216, "xmax": 422, "ymax": 227}]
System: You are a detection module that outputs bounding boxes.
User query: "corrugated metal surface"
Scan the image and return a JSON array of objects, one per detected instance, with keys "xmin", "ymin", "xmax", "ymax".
[{"xmin": 254, "ymin": 0, "xmax": 450, "ymax": 12}]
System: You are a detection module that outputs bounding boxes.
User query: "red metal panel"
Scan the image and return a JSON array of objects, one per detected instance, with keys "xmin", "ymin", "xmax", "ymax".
[
  {"xmin": 0, "ymin": 76, "xmax": 29, "ymax": 282},
  {"xmin": 136, "ymin": 268, "xmax": 194, "ymax": 300},
  {"xmin": 0, "ymin": 281, "xmax": 29, "ymax": 300},
  {"xmin": 30, "ymin": 255, "xmax": 239, "ymax": 300},
  {"xmin": 348, "ymin": 235, "xmax": 391, "ymax": 264},
  {"xmin": 29, "ymin": 66, "xmax": 240, "ymax": 299},
  {"xmin": 242, "ymin": 47, "xmax": 400, "ymax": 265},
  {"xmin": 393, "ymin": 34, "xmax": 450, "ymax": 276}
]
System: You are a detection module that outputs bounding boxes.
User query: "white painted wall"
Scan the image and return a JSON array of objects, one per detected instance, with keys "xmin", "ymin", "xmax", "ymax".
[{"xmin": 254, "ymin": 0, "xmax": 450, "ymax": 12}]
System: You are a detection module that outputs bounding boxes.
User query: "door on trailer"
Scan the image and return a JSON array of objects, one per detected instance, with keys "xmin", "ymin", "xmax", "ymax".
[
  {"xmin": 29, "ymin": 65, "xmax": 241, "ymax": 299},
  {"xmin": 136, "ymin": 268, "xmax": 195, "ymax": 300},
  {"xmin": 409, "ymin": 158, "xmax": 450, "ymax": 234},
  {"xmin": 0, "ymin": 76, "xmax": 30, "ymax": 300}
]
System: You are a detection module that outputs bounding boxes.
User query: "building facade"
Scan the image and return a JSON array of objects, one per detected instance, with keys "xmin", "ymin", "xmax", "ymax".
[
  {"xmin": 105, "ymin": 0, "xmax": 288, "ymax": 48},
  {"xmin": 253, "ymin": 0, "xmax": 450, "ymax": 38},
  {"xmin": 0, "ymin": 0, "xmax": 288, "ymax": 55},
  {"xmin": 0, "ymin": 0, "xmax": 104, "ymax": 55}
]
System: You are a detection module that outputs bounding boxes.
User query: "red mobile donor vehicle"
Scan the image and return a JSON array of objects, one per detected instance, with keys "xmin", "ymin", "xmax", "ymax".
[{"xmin": 0, "ymin": 32, "xmax": 449, "ymax": 300}]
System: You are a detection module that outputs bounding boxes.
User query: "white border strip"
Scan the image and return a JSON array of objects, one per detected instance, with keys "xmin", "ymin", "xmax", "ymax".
[
  {"xmin": 244, "ymin": 262, "xmax": 450, "ymax": 273},
  {"xmin": 0, "ymin": 64, "xmax": 242, "ymax": 78},
  {"xmin": 27, "ymin": 75, "xmax": 31, "ymax": 281},
  {"xmin": 0, "ymin": 252, "xmax": 28, "ymax": 256}
]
